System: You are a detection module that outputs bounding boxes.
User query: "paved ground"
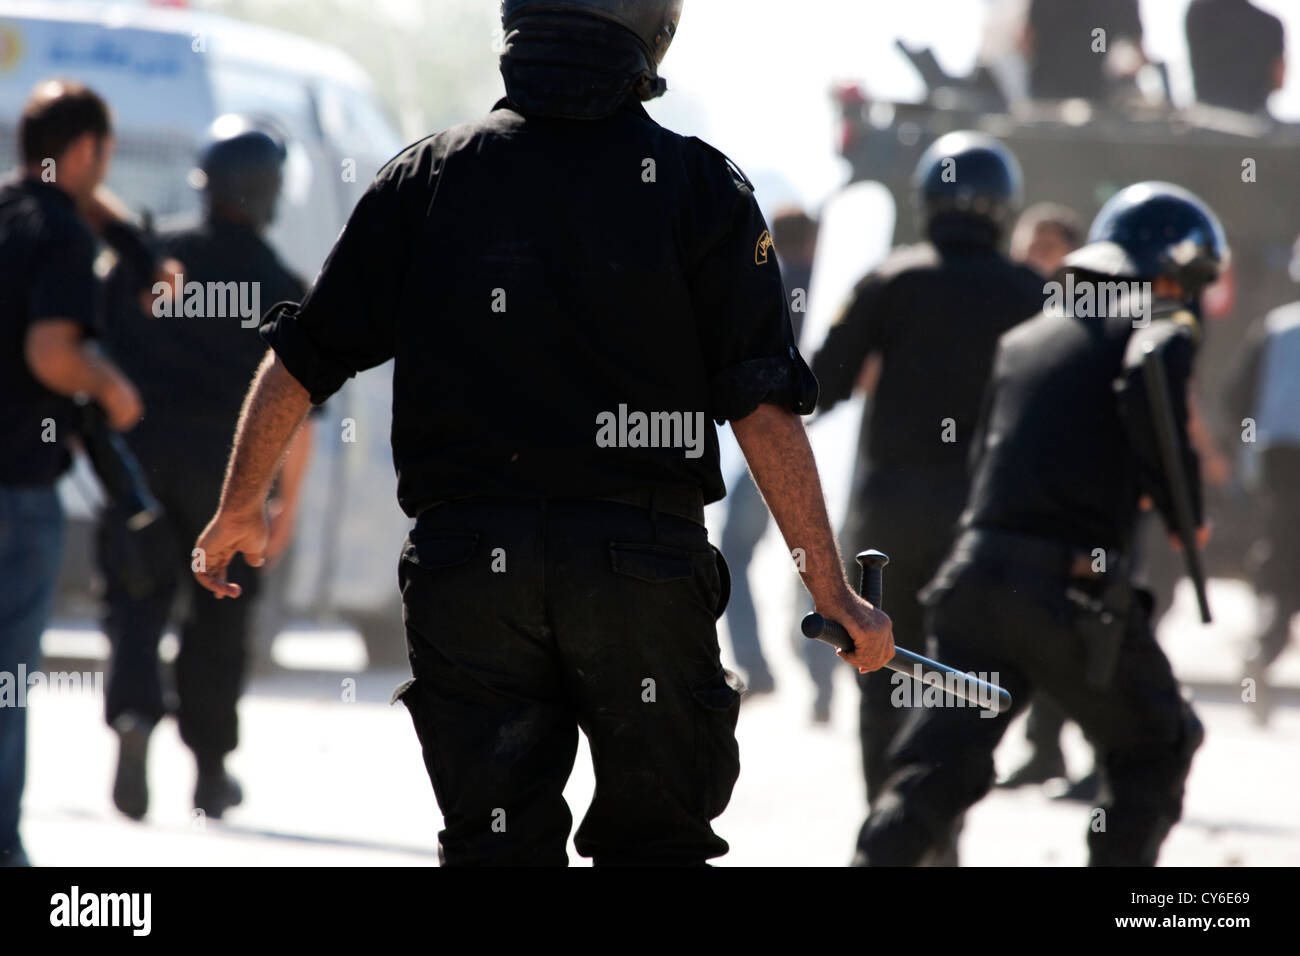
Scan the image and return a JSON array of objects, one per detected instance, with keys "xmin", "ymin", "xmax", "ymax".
[{"xmin": 19, "ymin": 569, "xmax": 1300, "ymax": 867}]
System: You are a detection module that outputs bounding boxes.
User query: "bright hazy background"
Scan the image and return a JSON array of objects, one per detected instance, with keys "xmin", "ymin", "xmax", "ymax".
[{"xmin": 197, "ymin": 0, "xmax": 1300, "ymax": 215}]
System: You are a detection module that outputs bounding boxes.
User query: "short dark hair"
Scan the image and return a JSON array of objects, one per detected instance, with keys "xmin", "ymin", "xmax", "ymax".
[
  {"xmin": 771, "ymin": 206, "xmax": 819, "ymax": 252},
  {"xmin": 18, "ymin": 79, "xmax": 112, "ymax": 166},
  {"xmin": 1014, "ymin": 202, "xmax": 1085, "ymax": 251}
]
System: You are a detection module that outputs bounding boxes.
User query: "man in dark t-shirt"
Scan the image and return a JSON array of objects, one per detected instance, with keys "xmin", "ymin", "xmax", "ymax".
[
  {"xmin": 0, "ymin": 81, "xmax": 143, "ymax": 867},
  {"xmin": 1024, "ymin": 0, "xmax": 1145, "ymax": 100},
  {"xmin": 190, "ymin": 1, "xmax": 895, "ymax": 865},
  {"xmin": 1186, "ymin": 0, "xmax": 1286, "ymax": 115}
]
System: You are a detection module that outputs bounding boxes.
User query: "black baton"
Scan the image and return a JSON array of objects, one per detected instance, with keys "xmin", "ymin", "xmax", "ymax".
[{"xmin": 802, "ymin": 549, "xmax": 1012, "ymax": 714}]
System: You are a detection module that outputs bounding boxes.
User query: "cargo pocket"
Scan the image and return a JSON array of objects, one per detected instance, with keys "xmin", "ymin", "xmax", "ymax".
[{"xmin": 691, "ymin": 667, "xmax": 743, "ymax": 821}]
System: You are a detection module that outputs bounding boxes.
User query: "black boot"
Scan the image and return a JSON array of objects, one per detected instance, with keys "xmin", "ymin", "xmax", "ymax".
[
  {"xmin": 112, "ymin": 714, "xmax": 152, "ymax": 821},
  {"xmin": 1050, "ymin": 768, "xmax": 1102, "ymax": 803},
  {"xmin": 996, "ymin": 749, "xmax": 1066, "ymax": 788},
  {"xmin": 194, "ymin": 759, "xmax": 243, "ymax": 820}
]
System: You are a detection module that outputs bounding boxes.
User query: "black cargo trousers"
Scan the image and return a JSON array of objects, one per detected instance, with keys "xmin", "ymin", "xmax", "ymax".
[
  {"xmin": 857, "ymin": 529, "xmax": 1204, "ymax": 867},
  {"xmin": 393, "ymin": 497, "xmax": 742, "ymax": 866},
  {"xmin": 97, "ymin": 448, "xmax": 260, "ymax": 765}
]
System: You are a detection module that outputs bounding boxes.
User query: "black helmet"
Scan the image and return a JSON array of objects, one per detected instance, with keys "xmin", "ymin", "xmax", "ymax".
[
  {"xmin": 501, "ymin": 1, "xmax": 683, "ymax": 102},
  {"xmin": 913, "ymin": 130, "xmax": 1023, "ymax": 242},
  {"xmin": 1065, "ymin": 182, "xmax": 1228, "ymax": 297},
  {"xmin": 192, "ymin": 115, "xmax": 287, "ymax": 229}
]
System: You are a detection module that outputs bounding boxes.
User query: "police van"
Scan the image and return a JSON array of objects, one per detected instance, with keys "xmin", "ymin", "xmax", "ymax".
[{"xmin": 0, "ymin": 0, "xmax": 413, "ymax": 665}]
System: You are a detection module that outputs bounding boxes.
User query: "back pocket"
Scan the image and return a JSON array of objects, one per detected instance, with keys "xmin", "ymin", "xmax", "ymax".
[
  {"xmin": 609, "ymin": 541, "xmax": 697, "ymax": 584},
  {"xmin": 609, "ymin": 540, "xmax": 722, "ymax": 618},
  {"xmin": 402, "ymin": 530, "xmax": 480, "ymax": 571}
]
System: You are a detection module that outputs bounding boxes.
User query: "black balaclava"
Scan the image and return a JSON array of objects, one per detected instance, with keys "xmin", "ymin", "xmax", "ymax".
[
  {"xmin": 500, "ymin": 12, "xmax": 664, "ymax": 121},
  {"xmin": 926, "ymin": 212, "xmax": 1002, "ymax": 248}
]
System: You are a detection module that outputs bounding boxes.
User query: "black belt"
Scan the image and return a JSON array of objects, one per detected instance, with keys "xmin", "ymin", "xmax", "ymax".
[
  {"xmin": 591, "ymin": 487, "xmax": 706, "ymax": 527},
  {"xmin": 955, "ymin": 528, "xmax": 1125, "ymax": 580},
  {"xmin": 421, "ymin": 487, "xmax": 706, "ymax": 528}
]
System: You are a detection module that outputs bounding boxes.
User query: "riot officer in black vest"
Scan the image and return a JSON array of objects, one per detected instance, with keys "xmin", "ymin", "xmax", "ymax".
[
  {"xmin": 812, "ymin": 133, "xmax": 1043, "ymax": 843},
  {"xmin": 190, "ymin": 0, "xmax": 893, "ymax": 866},
  {"xmin": 855, "ymin": 183, "xmax": 1223, "ymax": 866}
]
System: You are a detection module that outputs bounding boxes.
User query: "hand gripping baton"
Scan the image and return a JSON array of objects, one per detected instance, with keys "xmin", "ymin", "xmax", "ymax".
[{"xmin": 802, "ymin": 550, "xmax": 1012, "ymax": 714}]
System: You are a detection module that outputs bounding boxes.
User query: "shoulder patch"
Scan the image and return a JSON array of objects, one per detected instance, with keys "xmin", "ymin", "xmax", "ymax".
[{"xmin": 688, "ymin": 137, "xmax": 754, "ymax": 192}]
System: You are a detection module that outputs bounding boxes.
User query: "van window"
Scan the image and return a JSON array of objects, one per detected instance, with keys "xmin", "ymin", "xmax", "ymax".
[{"xmin": 317, "ymin": 83, "xmax": 403, "ymax": 159}]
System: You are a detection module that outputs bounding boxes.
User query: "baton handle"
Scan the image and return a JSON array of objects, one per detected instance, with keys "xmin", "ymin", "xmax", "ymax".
[
  {"xmin": 857, "ymin": 549, "xmax": 889, "ymax": 609},
  {"xmin": 801, "ymin": 613, "xmax": 1011, "ymax": 713}
]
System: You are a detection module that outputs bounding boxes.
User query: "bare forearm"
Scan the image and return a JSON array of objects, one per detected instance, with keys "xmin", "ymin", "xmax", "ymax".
[
  {"xmin": 732, "ymin": 403, "xmax": 851, "ymax": 610},
  {"xmin": 219, "ymin": 352, "xmax": 312, "ymax": 517},
  {"xmin": 274, "ymin": 418, "xmax": 314, "ymax": 512},
  {"xmin": 27, "ymin": 323, "xmax": 125, "ymax": 398}
]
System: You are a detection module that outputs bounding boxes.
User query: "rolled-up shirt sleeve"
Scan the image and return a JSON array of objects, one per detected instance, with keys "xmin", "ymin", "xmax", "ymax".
[
  {"xmin": 260, "ymin": 180, "xmax": 403, "ymax": 405},
  {"xmin": 688, "ymin": 155, "xmax": 818, "ymax": 424}
]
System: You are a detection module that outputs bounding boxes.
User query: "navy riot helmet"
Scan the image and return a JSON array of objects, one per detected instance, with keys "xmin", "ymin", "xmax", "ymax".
[
  {"xmin": 192, "ymin": 115, "xmax": 287, "ymax": 230},
  {"xmin": 913, "ymin": 130, "xmax": 1023, "ymax": 244},
  {"xmin": 1065, "ymin": 182, "xmax": 1229, "ymax": 299}
]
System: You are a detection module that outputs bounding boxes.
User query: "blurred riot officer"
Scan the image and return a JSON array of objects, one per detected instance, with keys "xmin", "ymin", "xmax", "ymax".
[
  {"xmin": 99, "ymin": 116, "xmax": 311, "ymax": 821},
  {"xmin": 1187, "ymin": 0, "xmax": 1285, "ymax": 116},
  {"xmin": 190, "ymin": 0, "xmax": 892, "ymax": 866},
  {"xmin": 811, "ymin": 132, "xmax": 1043, "ymax": 838},
  {"xmin": 1226, "ymin": 235, "xmax": 1300, "ymax": 721},
  {"xmin": 856, "ymin": 183, "xmax": 1225, "ymax": 867},
  {"xmin": 0, "ymin": 81, "xmax": 154, "ymax": 866}
]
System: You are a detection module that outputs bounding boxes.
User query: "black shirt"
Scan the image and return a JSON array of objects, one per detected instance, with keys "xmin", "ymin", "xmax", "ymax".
[
  {"xmin": 812, "ymin": 242, "xmax": 1044, "ymax": 498},
  {"xmin": 104, "ymin": 216, "xmax": 306, "ymax": 470},
  {"xmin": 261, "ymin": 98, "xmax": 815, "ymax": 516},
  {"xmin": 962, "ymin": 292, "xmax": 1201, "ymax": 553},
  {"xmin": 0, "ymin": 177, "xmax": 99, "ymax": 487},
  {"xmin": 1027, "ymin": 0, "xmax": 1144, "ymax": 100},
  {"xmin": 1186, "ymin": 0, "xmax": 1285, "ymax": 114}
]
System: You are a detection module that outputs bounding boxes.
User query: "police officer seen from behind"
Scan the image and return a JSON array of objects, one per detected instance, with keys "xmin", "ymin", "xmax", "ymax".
[
  {"xmin": 856, "ymin": 183, "xmax": 1223, "ymax": 867},
  {"xmin": 100, "ymin": 117, "xmax": 311, "ymax": 821},
  {"xmin": 1186, "ymin": 0, "xmax": 1285, "ymax": 116},
  {"xmin": 192, "ymin": 0, "xmax": 893, "ymax": 866},
  {"xmin": 811, "ymin": 132, "xmax": 1043, "ymax": 842},
  {"xmin": 1, "ymin": 81, "xmax": 149, "ymax": 866}
]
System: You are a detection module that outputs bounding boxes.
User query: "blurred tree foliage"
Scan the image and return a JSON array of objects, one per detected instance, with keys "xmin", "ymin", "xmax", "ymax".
[{"xmin": 193, "ymin": 0, "xmax": 505, "ymax": 139}]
